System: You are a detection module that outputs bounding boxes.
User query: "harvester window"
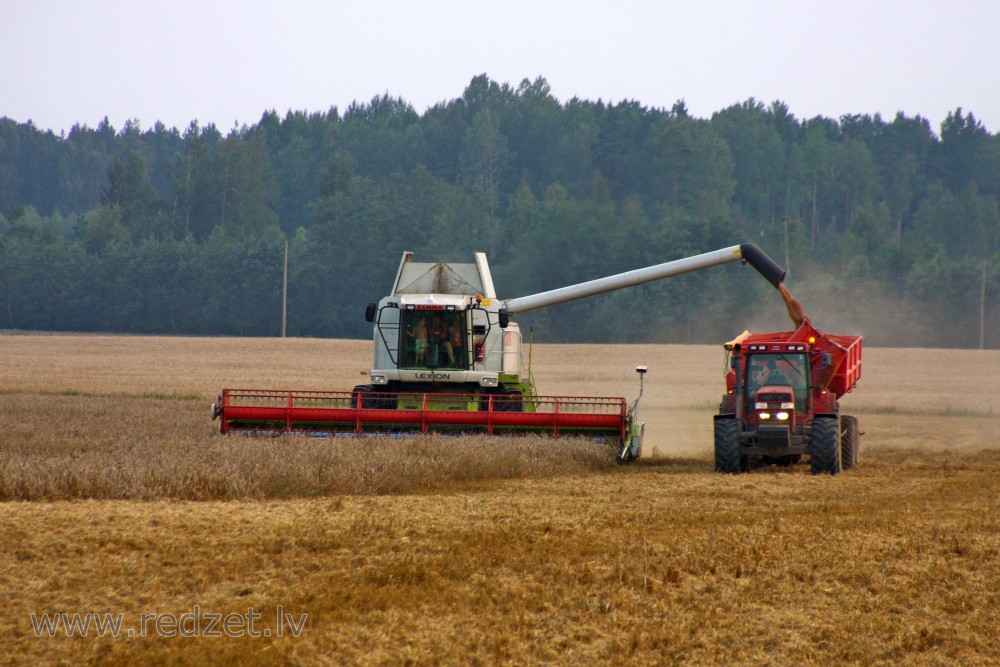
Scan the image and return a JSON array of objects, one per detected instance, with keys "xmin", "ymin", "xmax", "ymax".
[
  {"xmin": 400, "ymin": 310, "xmax": 469, "ymax": 370},
  {"xmin": 446, "ymin": 312, "xmax": 469, "ymax": 369},
  {"xmin": 400, "ymin": 311, "xmax": 429, "ymax": 368}
]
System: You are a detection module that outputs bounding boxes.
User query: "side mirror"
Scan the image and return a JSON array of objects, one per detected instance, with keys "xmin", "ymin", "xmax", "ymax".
[
  {"xmin": 365, "ymin": 303, "xmax": 376, "ymax": 323},
  {"xmin": 498, "ymin": 307, "xmax": 509, "ymax": 329},
  {"xmin": 821, "ymin": 352, "xmax": 832, "ymax": 367}
]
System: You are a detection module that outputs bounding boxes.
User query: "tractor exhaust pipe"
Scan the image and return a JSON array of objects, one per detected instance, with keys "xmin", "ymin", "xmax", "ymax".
[{"xmin": 733, "ymin": 344, "xmax": 744, "ymax": 425}]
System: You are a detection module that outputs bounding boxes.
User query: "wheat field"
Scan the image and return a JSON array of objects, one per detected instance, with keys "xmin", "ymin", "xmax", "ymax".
[{"xmin": 1, "ymin": 334, "xmax": 998, "ymax": 665}]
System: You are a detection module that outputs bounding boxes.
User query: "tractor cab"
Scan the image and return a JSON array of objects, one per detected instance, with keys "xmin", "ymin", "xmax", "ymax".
[{"xmin": 745, "ymin": 352, "xmax": 809, "ymax": 414}]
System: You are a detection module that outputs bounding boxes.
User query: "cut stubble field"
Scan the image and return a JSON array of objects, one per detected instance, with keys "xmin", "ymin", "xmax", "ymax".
[{"xmin": 1, "ymin": 334, "xmax": 998, "ymax": 665}]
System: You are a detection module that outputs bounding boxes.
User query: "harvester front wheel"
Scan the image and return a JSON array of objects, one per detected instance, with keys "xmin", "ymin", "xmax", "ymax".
[
  {"xmin": 496, "ymin": 389, "xmax": 523, "ymax": 412},
  {"xmin": 714, "ymin": 418, "xmax": 745, "ymax": 474},
  {"xmin": 351, "ymin": 385, "xmax": 398, "ymax": 409},
  {"xmin": 840, "ymin": 415, "xmax": 859, "ymax": 469},
  {"xmin": 350, "ymin": 385, "xmax": 369, "ymax": 408},
  {"xmin": 479, "ymin": 389, "xmax": 523, "ymax": 412},
  {"xmin": 810, "ymin": 417, "xmax": 841, "ymax": 475}
]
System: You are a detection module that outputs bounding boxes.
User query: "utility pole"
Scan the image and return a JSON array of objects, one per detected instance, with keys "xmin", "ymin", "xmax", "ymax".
[
  {"xmin": 282, "ymin": 240, "xmax": 288, "ymax": 338},
  {"xmin": 980, "ymin": 261, "xmax": 986, "ymax": 350},
  {"xmin": 783, "ymin": 216, "xmax": 791, "ymax": 281}
]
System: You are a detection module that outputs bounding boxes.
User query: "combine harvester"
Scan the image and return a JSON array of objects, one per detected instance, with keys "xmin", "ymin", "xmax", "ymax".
[{"xmin": 213, "ymin": 243, "xmax": 786, "ymax": 461}]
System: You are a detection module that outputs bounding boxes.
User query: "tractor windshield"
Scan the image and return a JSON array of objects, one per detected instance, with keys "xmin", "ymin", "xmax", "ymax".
[
  {"xmin": 746, "ymin": 353, "xmax": 808, "ymax": 412},
  {"xmin": 399, "ymin": 309, "xmax": 470, "ymax": 370}
]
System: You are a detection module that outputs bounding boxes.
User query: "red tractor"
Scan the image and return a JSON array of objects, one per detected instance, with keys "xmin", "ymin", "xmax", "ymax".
[{"xmin": 714, "ymin": 322, "xmax": 862, "ymax": 474}]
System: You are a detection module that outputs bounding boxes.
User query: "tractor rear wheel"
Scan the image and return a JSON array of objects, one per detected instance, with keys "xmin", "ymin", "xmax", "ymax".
[
  {"xmin": 714, "ymin": 418, "xmax": 745, "ymax": 474},
  {"xmin": 840, "ymin": 415, "xmax": 859, "ymax": 469},
  {"xmin": 810, "ymin": 417, "xmax": 841, "ymax": 475}
]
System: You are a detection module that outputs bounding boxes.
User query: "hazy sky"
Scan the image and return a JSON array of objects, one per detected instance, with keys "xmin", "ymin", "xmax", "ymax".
[{"xmin": 4, "ymin": 1, "xmax": 999, "ymax": 136}]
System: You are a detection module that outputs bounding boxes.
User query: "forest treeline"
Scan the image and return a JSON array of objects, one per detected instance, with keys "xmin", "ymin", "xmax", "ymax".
[{"xmin": 1, "ymin": 75, "xmax": 998, "ymax": 347}]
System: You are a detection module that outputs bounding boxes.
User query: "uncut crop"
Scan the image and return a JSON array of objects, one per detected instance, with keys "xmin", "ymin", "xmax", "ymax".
[{"xmin": 0, "ymin": 393, "xmax": 616, "ymax": 500}]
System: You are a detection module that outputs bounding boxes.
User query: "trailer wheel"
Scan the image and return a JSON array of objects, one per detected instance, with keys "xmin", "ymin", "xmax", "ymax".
[
  {"xmin": 714, "ymin": 418, "xmax": 745, "ymax": 474},
  {"xmin": 810, "ymin": 417, "xmax": 841, "ymax": 475},
  {"xmin": 840, "ymin": 415, "xmax": 859, "ymax": 469}
]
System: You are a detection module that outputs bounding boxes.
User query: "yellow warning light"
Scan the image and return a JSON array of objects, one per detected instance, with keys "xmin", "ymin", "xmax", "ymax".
[{"xmin": 808, "ymin": 336, "xmax": 816, "ymax": 344}]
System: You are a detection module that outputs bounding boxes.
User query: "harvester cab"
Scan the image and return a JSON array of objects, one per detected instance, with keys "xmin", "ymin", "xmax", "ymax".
[
  {"xmin": 715, "ymin": 321, "xmax": 862, "ymax": 475},
  {"xmin": 214, "ymin": 243, "xmax": 787, "ymax": 462},
  {"xmin": 362, "ymin": 251, "xmax": 530, "ymax": 403}
]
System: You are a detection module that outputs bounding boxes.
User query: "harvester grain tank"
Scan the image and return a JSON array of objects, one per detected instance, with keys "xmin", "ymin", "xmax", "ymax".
[
  {"xmin": 715, "ymin": 321, "xmax": 862, "ymax": 474},
  {"xmin": 214, "ymin": 243, "xmax": 786, "ymax": 461}
]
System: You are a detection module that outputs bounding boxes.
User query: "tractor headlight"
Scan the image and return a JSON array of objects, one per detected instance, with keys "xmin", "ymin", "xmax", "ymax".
[
  {"xmin": 755, "ymin": 402, "xmax": 767, "ymax": 410},
  {"xmin": 759, "ymin": 411, "xmax": 771, "ymax": 420},
  {"xmin": 775, "ymin": 411, "xmax": 790, "ymax": 421},
  {"xmin": 780, "ymin": 402, "xmax": 794, "ymax": 410},
  {"xmin": 371, "ymin": 374, "xmax": 388, "ymax": 385},
  {"xmin": 481, "ymin": 376, "xmax": 498, "ymax": 387}
]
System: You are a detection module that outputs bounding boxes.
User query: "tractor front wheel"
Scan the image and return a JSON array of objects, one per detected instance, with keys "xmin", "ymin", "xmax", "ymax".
[
  {"xmin": 810, "ymin": 417, "xmax": 842, "ymax": 475},
  {"xmin": 714, "ymin": 418, "xmax": 745, "ymax": 474}
]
